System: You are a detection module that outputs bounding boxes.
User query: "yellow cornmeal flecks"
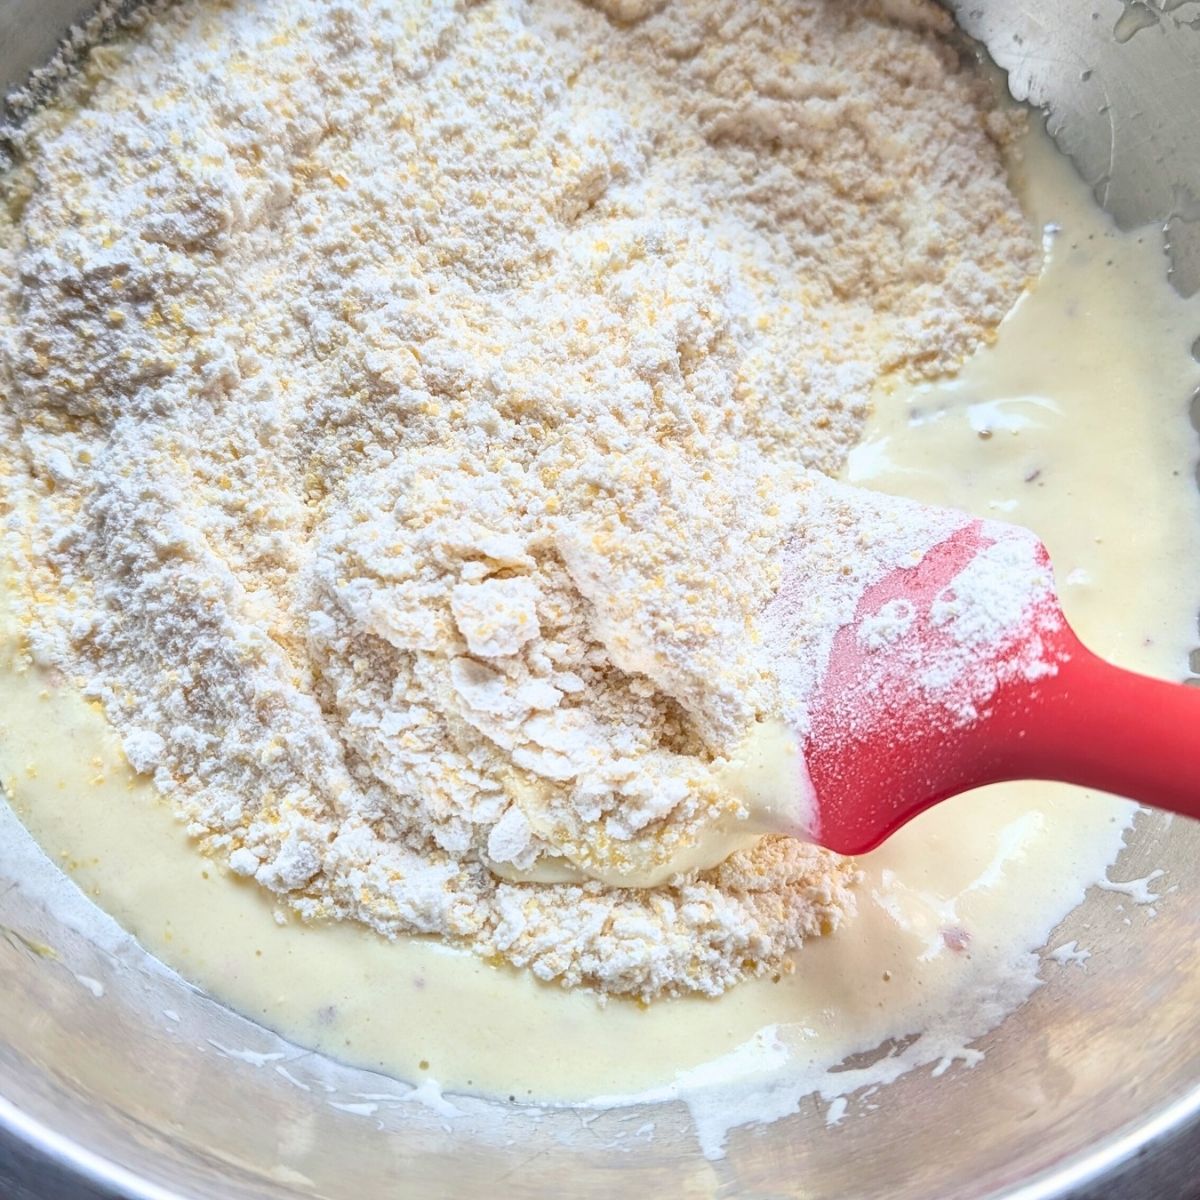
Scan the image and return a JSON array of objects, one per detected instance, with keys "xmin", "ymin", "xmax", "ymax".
[{"xmin": 0, "ymin": 0, "xmax": 1034, "ymax": 999}]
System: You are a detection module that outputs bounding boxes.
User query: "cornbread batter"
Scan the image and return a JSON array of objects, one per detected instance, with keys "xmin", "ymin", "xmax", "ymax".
[
  {"xmin": 0, "ymin": 0, "xmax": 1036, "ymax": 999},
  {"xmin": 0, "ymin": 0, "xmax": 1198, "ymax": 1151}
]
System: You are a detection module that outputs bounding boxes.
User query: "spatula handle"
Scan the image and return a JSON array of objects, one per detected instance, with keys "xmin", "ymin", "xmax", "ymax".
[{"xmin": 989, "ymin": 640, "xmax": 1200, "ymax": 820}]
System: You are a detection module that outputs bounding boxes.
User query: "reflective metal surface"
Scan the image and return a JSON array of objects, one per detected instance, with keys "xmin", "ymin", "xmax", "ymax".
[
  {"xmin": 949, "ymin": 0, "xmax": 1200, "ymax": 299},
  {"xmin": 2, "ymin": 2, "xmax": 1199, "ymax": 1196}
]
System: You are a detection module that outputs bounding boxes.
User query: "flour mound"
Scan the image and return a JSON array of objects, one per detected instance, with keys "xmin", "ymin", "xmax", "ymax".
[{"xmin": 0, "ymin": 0, "xmax": 1035, "ymax": 998}]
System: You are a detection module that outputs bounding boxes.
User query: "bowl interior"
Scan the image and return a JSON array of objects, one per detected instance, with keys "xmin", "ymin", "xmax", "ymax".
[{"xmin": 2, "ymin": 3, "xmax": 1199, "ymax": 1197}]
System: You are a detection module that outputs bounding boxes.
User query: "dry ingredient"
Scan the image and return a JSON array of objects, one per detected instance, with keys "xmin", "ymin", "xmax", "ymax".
[
  {"xmin": 764, "ymin": 504, "xmax": 1067, "ymax": 757},
  {"xmin": 0, "ymin": 0, "xmax": 1036, "ymax": 999}
]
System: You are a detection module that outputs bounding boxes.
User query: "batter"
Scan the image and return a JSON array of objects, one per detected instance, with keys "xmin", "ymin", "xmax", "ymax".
[
  {"xmin": 0, "ymin": 0, "xmax": 1198, "ymax": 1151},
  {"xmin": 0, "ymin": 0, "xmax": 1042, "ymax": 1002}
]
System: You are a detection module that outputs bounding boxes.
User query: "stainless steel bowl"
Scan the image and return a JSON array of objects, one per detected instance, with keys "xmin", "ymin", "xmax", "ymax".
[{"xmin": 2, "ymin": 3, "xmax": 1199, "ymax": 1196}]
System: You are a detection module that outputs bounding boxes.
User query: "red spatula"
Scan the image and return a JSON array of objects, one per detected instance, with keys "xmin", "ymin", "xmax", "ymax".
[{"xmin": 768, "ymin": 511, "xmax": 1200, "ymax": 856}]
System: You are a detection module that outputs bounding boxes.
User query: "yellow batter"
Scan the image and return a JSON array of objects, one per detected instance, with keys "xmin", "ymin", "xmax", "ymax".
[{"xmin": 1, "ymin": 124, "xmax": 1197, "ymax": 1120}]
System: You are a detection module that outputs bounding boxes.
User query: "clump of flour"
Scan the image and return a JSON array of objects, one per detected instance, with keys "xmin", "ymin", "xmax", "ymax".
[
  {"xmin": 0, "ymin": 0, "xmax": 1036, "ymax": 998},
  {"xmin": 761, "ymin": 489, "xmax": 1067, "ymax": 744}
]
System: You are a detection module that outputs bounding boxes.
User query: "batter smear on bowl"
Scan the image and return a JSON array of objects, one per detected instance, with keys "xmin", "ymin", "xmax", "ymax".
[{"xmin": 1, "ymin": 0, "xmax": 1040, "ymax": 1001}]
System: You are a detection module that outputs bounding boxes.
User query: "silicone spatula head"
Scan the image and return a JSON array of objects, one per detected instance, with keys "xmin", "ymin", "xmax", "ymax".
[{"xmin": 763, "ymin": 509, "xmax": 1200, "ymax": 855}]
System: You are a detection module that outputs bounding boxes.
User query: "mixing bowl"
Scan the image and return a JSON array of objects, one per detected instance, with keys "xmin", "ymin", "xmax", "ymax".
[{"xmin": 1, "ymin": 2, "xmax": 1199, "ymax": 1196}]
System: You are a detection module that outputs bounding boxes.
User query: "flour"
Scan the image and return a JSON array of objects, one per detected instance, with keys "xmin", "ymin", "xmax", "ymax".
[
  {"xmin": 921, "ymin": 530, "xmax": 1064, "ymax": 717},
  {"xmin": 857, "ymin": 600, "xmax": 917, "ymax": 652},
  {"xmin": 0, "ymin": 0, "xmax": 1036, "ymax": 999},
  {"xmin": 764, "ymin": 490, "xmax": 1066, "ymax": 747}
]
